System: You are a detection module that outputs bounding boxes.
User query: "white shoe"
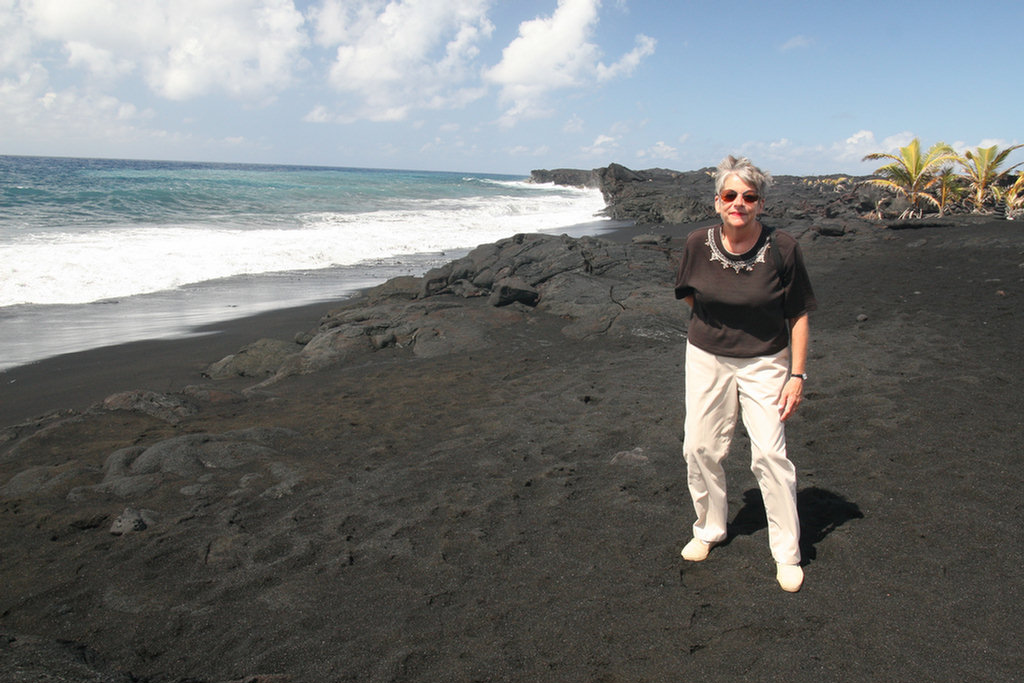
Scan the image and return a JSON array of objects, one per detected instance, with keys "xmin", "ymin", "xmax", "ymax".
[
  {"xmin": 776, "ymin": 563, "xmax": 804, "ymax": 592},
  {"xmin": 681, "ymin": 538, "xmax": 715, "ymax": 562}
]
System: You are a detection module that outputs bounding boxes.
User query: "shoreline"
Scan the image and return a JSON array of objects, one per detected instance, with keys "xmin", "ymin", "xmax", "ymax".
[
  {"xmin": 0, "ymin": 219, "xmax": 647, "ymax": 427},
  {"xmin": 0, "ymin": 218, "xmax": 629, "ymax": 373},
  {"xmin": 0, "ymin": 300, "xmax": 334, "ymax": 427}
]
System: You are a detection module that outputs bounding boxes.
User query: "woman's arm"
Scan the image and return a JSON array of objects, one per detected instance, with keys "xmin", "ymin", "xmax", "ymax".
[{"xmin": 779, "ymin": 313, "xmax": 809, "ymax": 422}]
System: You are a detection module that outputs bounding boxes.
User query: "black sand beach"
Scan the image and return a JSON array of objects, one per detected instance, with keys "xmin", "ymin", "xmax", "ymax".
[{"xmin": 2, "ymin": 194, "xmax": 1023, "ymax": 680}]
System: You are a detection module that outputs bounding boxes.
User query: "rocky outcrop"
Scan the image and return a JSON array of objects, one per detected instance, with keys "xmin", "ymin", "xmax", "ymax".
[
  {"xmin": 528, "ymin": 168, "xmax": 601, "ymax": 187},
  {"xmin": 206, "ymin": 233, "xmax": 689, "ymax": 386},
  {"xmin": 595, "ymin": 163, "xmax": 715, "ymax": 224},
  {"xmin": 203, "ymin": 338, "xmax": 303, "ymax": 379},
  {"xmin": 535, "ymin": 162, "xmax": 894, "ymax": 226},
  {"xmin": 67, "ymin": 428, "xmax": 302, "ymax": 502},
  {"xmin": 101, "ymin": 389, "xmax": 198, "ymax": 424}
]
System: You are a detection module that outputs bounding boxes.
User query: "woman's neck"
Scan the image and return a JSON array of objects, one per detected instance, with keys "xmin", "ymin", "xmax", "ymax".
[{"xmin": 720, "ymin": 221, "xmax": 762, "ymax": 255}]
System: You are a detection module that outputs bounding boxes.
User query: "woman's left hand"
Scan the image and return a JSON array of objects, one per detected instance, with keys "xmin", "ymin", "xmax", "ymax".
[{"xmin": 779, "ymin": 377, "xmax": 804, "ymax": 421}]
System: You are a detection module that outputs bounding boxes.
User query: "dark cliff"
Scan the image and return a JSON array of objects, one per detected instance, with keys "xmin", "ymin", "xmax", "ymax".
[{"xmin": 533, "ymin": 163, "xmax": 891, "ymax": 228}]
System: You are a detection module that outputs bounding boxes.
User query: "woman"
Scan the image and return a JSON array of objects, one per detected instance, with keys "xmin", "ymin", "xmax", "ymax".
[{"xmin": 674, "ymin": 156, "xmax": 817, "ymax": 592}]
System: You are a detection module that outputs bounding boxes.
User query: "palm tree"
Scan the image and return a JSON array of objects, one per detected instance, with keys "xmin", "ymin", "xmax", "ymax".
[
  {"xmin": 934, "ymin": 165, "xmax": 964, "ymax": 217},
  {"xmin": 956, "ymin": 143, "xmax": 1024, "ymax": 212},
  {"xmin": 863, "ymin": 139, "xmax": 958, "ymax": 219},
  {"xmin": 994, "ymin": 171, "xmax": 1024, "ymax": 220}
]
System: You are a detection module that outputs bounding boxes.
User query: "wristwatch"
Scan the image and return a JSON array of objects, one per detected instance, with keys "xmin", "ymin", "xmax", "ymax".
[{"xmin": 790, "ymin": 372, "xmax": 808, "ymax": 380}]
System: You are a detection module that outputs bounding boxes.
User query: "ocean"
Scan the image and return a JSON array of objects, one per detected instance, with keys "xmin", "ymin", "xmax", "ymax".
[{"xmin": 0, "ymin": 156, "xmax": 615, "ymax": 371}]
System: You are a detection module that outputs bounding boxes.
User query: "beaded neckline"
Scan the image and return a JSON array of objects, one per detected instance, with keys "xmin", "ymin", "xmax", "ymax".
[{"xmin": 705, "ymin": 226, "xmax": 771, "ymax": 273}]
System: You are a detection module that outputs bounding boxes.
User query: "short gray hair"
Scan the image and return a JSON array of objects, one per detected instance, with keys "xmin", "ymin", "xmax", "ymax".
[{"xmin": 714, "ymin": 155, "xmax": 772, "ymax": 198}]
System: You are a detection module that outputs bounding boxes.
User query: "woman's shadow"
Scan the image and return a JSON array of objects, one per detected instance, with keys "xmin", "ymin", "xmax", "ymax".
[{"xmin": 728, "ymin": 486, "xmax": 863, "ymax": 562}]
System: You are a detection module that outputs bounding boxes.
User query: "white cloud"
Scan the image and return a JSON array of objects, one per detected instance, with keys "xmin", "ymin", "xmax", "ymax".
[
  {"xmin": 596, "ymin": 34, "xmax": 655, "ymax": 81},
  {"xmin": 316, "ymin": 0, "xmax": 493, "ymax": 122},
  {"xmin": 582, "ymin": 133, "xmax": 618, "ymax": 156},
  {"xmin": 952, "ymin": 137, "xmax": 1021, "ymax": 155},
  {"xmin": 974, "ymin": 138, "xmax": 1009, "ymax": 148},
  {"xmin": 722, "ymin": 130, "xmax": 934, "ymax": 175},
  {"xmin": 780, "ymin": 35, "xmax": 813, "ymax": 52},
  {"xmin": 419, "ymin": 136, "xmax": 443, "ymax": 153},
  {"xmin": 303, "ymin": 105, "xmax": 333, "ymax": 123},
  {"xmin": 0, "ymin": 5, "xmax": 32, "ymax": 71},
  {"xmin": 637, "ymin": 140, "xmax": 677, "ymax": 160},
  {"xmin": 484, "ymin": 0, "xmax": 655, "ymax": 126},
  {"xmin": 508, "ymin": 144, "xmax": 549, "ymax": 156},
  {"xmin": 0, "ymin": 0, "xmax": 312, "ymax": 158},
  {"xmin": 1, "ymin": 70, "xmax": 171, "ymax": 152},
  {"xmin": 834, "ymin": 129, "xmax": 915, "ymax": 164},
  {"xmin": 65, "ymin": 41, "xmax": 134, "ymax": 79},
  {"xmin": 563, "ymin": 114, "xmax": 585, "ymax": 133},
  {"xmin": 0, "ymin": 27, "xmax": 142, "ymax": 135},
  {"xmin": 3, "ymin": 4, "xmax": 280, "ymax": 151},
  {"xmin": 2, "ymin": 0, "xmax": 659, "ymax": 161},
  {"xmin": 19, "ymin": 0, "xmax": 308, "ymax": 101},
  {"xmin": 846, "ymin": 133, "xmax": 1022, "ymax": 163},
  {"xmin": 308, "ymin": 0, "xmax": 360, "ymax": 47},
  {"xmin": 150, "ymin": 1, "xmax": 308, "ymax": 101}
]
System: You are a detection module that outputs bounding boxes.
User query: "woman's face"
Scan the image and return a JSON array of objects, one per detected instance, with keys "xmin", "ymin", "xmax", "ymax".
[{"xmin": 715, "ymin": 174, "xmax": 763, "ymax": 231}]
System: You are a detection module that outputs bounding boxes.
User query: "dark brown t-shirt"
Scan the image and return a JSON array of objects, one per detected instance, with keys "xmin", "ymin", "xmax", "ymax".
[{"xmin": 674, "ymin": 225, "xmax": 817, "ymax": 358}]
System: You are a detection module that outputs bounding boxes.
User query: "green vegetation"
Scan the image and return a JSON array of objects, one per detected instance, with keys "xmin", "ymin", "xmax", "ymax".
[
  {"xmin": 862, "ymin": 139, "xmax": 958, "ymax": 219},
  {"xmin": 803, "ymin": 177, "xmax": 852, "ymax": 192},
  {"xmin": 957, "ymin": 144, "xmax": 1024, "ymax": 211},
  {"xmin": 995, "ymin": 171, "xmax": 1024, "ymax": 220},
  {"xmin": 863, "ymin": 138, "xmax": 1024, "ymax": 219},
  {"xmin": 934, "ymin": 166, "xmax": 964, "ymax": 217}
]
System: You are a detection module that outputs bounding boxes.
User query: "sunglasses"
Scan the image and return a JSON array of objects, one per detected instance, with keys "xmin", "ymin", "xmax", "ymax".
[{"xmin": 719, "ymin": 190, "xmax": 760, "ymax": 204}]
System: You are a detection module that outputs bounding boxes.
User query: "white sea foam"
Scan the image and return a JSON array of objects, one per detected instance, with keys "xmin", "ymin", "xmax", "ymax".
[
  {"xmin": 0, "ymin": 159, "xmax": 617, "ymax": 369},
  {"xmin": 0, "ymin": 187, "xmax": 606, "ymax": 307}
]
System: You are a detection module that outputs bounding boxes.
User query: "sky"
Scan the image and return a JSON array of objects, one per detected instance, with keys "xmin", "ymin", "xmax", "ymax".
[{"xmin": 2, "ymin": 0, "xmax": 1022, "ymax": 176}]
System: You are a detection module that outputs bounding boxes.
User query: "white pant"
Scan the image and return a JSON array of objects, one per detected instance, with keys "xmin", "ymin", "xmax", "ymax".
[{"xmin": 683, "ymin": 342, "xmax": 801, "ymax": 565}]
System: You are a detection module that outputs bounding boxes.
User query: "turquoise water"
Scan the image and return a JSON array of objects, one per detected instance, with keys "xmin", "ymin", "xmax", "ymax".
[
  {"xmin": 2, "ymin": 157, "xmax": 533, "ymax": 233},
  {"xmin": 0, "ymin": 156, "xmax": 612, "ymax": 368}
]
